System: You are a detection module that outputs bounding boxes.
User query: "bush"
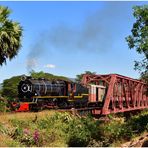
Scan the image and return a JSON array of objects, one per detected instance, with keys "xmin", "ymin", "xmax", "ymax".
[
  {"xmin": 0, "ymin": 101, "xmax": 7, "ymax": 112},
  {"xmin": 37, "ymin": 112, "xmax": 100, "ymax": 147},
  {"xmin": 127, "ymin": 111, "xmax": 148, "ymax": 134},
  {"xmin": 2, "ymin": 76, "xmax": 22, "ymax": 98},
  {"xmin": 66, "ymin": 117, "xmax": 93, "ymax": 146},
  {"xmin": 98, "ymin": 111, "xmax": 148, "ymax": 146}
]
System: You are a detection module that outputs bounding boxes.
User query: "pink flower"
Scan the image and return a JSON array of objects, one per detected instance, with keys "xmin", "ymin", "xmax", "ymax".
[
  {"xmin": 23, "ymin": 128, "xmax": 30, "ymax": 135},
  {"xmin": 33, "ymin": 130, "xmax": 39, "ymax": 144}
]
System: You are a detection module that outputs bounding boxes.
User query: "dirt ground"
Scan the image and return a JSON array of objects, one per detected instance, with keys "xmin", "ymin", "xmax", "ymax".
[{"xmin": 121, "ymin": 133, "xmax": 148, "ymax": 147}]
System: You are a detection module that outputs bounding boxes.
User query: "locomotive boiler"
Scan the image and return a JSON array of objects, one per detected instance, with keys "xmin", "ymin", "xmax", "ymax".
[
  {"xmin": 18, "ymin": 76, "xmax": 68, "ymax": 98},
  {"xmin": 18, "ymin": 76, "xmax": 89, "ymax": 110}
]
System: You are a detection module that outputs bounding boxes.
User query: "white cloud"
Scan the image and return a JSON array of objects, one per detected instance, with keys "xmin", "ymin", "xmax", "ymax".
[{"xmin": 44, "ymin": 64, "xmax": 56, "ymax": 68}]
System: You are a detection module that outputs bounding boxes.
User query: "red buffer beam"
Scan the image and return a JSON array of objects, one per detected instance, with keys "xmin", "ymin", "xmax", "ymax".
[{"xmin": 81, "ymin": 74, "xmax": 148, "ymax": 115}]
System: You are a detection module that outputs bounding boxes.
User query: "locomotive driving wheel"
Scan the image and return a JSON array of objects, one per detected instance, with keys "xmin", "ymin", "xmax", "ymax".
[{"xmin": 57, "ymin": 99, "xmax": 68, "ymax": 109}]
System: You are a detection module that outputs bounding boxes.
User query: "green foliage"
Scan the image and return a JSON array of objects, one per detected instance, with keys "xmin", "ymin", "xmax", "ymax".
[
  {"xmin": 91, "ymin": 111, "xmax": 148, "ymax": 147},
  {"xmin": 0, "ymin": 123, "xmax": 9, "ymax": 135},
  {"xmin": 66, "ymin": 115, "xmax": 99, "ymax": 146},
  {"xmin": 9, "ymin": 118, "xmax": 41, "ymax": 147},
  {"xmin": 30, "ymin": 70, "xmax": 69, "ymax": 81},
  {"xmin": 2, "ymin": 76, "xmax": 22, "ymax": 98},
  {"xmin": 126, "ymin": 5, "xmax": 148, "ymax": 80},
  {"xmin": 100, "ymin": 120, "xmax": 133, "ymax": 146},
  {"xmin": 76, "ymin": 71, "xmax": 96, "ymax": 82},
  {"xmin": 38, "ymin": 113, "xmax": 102, "ymax": 147},
  {"xmin": 140, "ymin": 72, "xmax": 148, "ymax": 84},
  {"xmin": 12, "ymin": 127, "xmax": 38, "ymax": 147},
  {"xmin": 0, "ymin": 6, "xmax": 23, "ymax": 66},
  {"xmin": 126, "ymin": 111, "xmax": 148, "ymax": 133},
  {"xmin": 36, "ymin": 112, "xmax": 100, "ymax": 147},
  {"xmin": 0, "ymin": 101, "xmax": 6, "ymax": 112},
  {"xmin": 10, "ymin": 118, "xmax": 31, "ymax": 128},
  {"xmin": 6, "ymin": 140, "xmax": 22, "ymax": 147}
]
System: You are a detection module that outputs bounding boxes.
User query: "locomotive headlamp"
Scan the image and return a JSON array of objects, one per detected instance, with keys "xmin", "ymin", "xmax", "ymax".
[{"xmin": 21, "ymin": 84, "xmax": 31, "ymax": 92}]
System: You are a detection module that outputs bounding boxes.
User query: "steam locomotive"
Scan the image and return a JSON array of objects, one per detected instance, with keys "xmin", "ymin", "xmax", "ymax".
[
  {"xmin": 16, "ymin": 74, "xmax": 148, "ymax": 114},
  {"xmin": 18, "ymin": 76, "xmax": 89, "ymax": 111}
]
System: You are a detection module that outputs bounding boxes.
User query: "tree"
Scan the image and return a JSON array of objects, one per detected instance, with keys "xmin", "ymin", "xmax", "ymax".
[
  {"xmin": 126, "ymin": 5, "xmax": 148, "ymax": 83},
  {"xmin": 30, "ymin": 70, "xmax": 69, "ymax": 81},
  {"xmin": 76, "ymin": 71, "xmax": 96, "ymax": 82},
  {"xmin": 0, "ymin": 6, "xmax": 22, "ymax": 65},
  {"xmin": 2, "ymin": 75, "xmax": 22, "ymax": 98}
]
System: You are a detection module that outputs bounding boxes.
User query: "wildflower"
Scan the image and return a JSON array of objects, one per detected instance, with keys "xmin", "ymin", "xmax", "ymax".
[
  {"xmin": 23, "ymin": 128, "xmax": 30, "ymax": 135},
  {"xmin": 33, "ymin": 130, "xmax": 39, "ymax": 144}
]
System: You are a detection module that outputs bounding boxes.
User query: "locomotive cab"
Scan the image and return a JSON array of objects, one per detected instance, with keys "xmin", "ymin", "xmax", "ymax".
[{"xmin": 87, "ymin": 84, "xmax": 106, "ymax": 107}]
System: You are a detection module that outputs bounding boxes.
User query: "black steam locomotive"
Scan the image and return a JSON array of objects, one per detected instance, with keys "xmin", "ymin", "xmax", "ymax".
[{"xmin": 18, "ymin": 76, "xmax": 88, "ymax": 110}]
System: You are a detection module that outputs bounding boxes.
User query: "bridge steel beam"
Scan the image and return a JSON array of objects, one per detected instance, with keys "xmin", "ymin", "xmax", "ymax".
[{"xmin": 81, "ymin": 74, "xmax": 148, "ymax": 115}]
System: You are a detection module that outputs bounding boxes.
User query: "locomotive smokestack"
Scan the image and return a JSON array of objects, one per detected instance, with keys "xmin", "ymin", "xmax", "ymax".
[{"xmin": 21, "ymin": 75, "xmax": 27, "ymax": 81}]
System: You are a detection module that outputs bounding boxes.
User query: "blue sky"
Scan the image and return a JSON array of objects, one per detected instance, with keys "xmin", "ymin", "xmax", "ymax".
[{"xmin": 0, "ymin": 1, "xmax": 148, "ymax": 83}]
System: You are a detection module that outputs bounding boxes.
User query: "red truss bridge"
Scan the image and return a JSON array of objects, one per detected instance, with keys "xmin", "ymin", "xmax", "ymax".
[{"xmin": 81, "ymin": 74, "xmax": 148, "ymax": 115}]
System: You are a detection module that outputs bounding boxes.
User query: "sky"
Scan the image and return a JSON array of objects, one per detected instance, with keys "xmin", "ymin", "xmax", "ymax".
[{"xmin": 0, "ymin": 1, "xmax": 148, "ymax": 83}]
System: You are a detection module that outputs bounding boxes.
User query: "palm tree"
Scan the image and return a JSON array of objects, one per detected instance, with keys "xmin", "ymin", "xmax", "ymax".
[{"xmin": 0, "ymin": 6, "xmax": 22, "ymax": 65}]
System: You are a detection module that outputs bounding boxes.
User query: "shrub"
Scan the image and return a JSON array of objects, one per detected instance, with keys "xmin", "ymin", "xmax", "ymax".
[
  {"xmin": 37, "ymin": 112, "xmax": 100, "ymax": 147},
  {"xmin": 0, "ymin": 101, "xmax": 7, "ymax": 112},
  {"xmin": 127, "ymin": 111, "xmax": 148, "ymax": 134}
]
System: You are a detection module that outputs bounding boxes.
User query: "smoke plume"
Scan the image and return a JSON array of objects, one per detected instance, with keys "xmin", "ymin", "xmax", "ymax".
[
  {"xmin": 26, "ymin": 2, "xmax": 134, "ymax": 70},
  {"xmin": 26, "ymin": 58, "xmax": 38, "ymax": 72}
]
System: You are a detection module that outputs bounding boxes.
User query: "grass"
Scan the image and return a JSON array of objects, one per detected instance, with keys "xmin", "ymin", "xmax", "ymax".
[
  {"xmin": 0, "ymin": 110, "xmax": 56, "ymax": 121},
  {"xmin": 0, "ymin": 110, "xmax": 63, "ymax": 147},
  {"xmin": 0, "ymin": 110, "xmax": 147, "ymax": 147}
]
